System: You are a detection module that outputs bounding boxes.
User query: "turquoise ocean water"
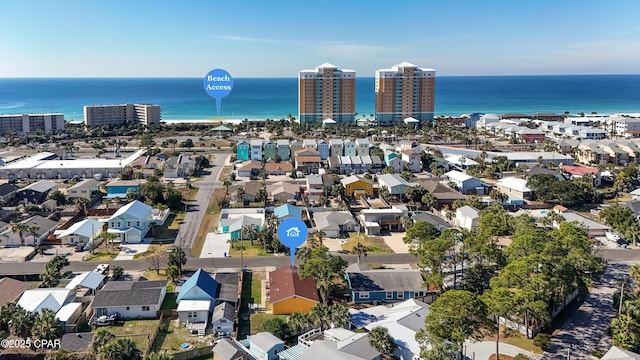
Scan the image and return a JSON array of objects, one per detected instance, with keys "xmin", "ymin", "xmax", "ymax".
[{"xmin": 0, "ymin": 75, "xmax": 639, "ymax": 122}]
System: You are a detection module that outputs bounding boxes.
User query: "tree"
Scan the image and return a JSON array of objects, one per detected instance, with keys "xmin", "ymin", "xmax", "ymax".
[
  {"xmin": 403, "ymin": 221, "xmax": 441, "ymax": 247},
  {"xmin": 166, "ymin": 265, "xmax": 180, "ymax": 283},
  {"xmin": 9, "ymin": 305, "xmax": 35, "ymax": 338},
  {"xmin": 92, "ymin": 329, "xmax": 115, "ymax": 352},
  {"xmin": 48, "ymin": 190, "xmax": 67, "ymax": 205},
  {"xmin": 369, "ymin": 326, "xmax": 395, "ymax": 358},
  {"xmin": 298, "ymin": 246, "xmax": 348, "ymax": 304},
  {"xmin": 111, "ymin": 265, "xmax": 124, "ymax": 280},
  {"xmin": 140, "ymin": 177, "xmax": 165, "ymax": 205},
  {"xmin": 98, "ymin": 337, "xmax": 142, "ymax": 360},
  {"xmin": 11, "ymin": 222, "xmax": 29, "ymax": 246},
  {"xmin": 165, "ymin": 183, "xmax": 183, "ymax": 210},
  {"xmin": 32, "ymin": 308, "xmax": 63, "ymax": 340},
  {"xmin": 423, "ymin": 290, "xmax": 488, "ymax": 356},
  {"xmin": 352, "ymin": 242, "xmax": 369, "ymax": 264},
  {"xmin": 309, "ymin": 303, "xmax": 348, "ymax": 330},
  {"xmin": 168, "ymin": 247, "xmax": 187, "ymax": 276},
  {"xmin": 180, "ymin": 138, "xmax": 194, "ymax": 148},
  {"xmin": 288, "ymin": 311, "xmax": 312, "ymax": 335},
  {"xmin": 101, "ymin": 231, "xmax": 118, "ymax": 248},
  {"xmin": 75, "ymin": 197, "xmax": 90, "ymax": 215},
  {"xmin": 145, "ymin": 353, "xmax": 174, "ymax": 360},
  {"xmin": 147, "ymin": 253, "xmax": 167, "ymax": 274},
  {"xmin": 139, "ymin": 134, "xmax": 156, "ymax": 149},
  {"xmin": 262, "ymin": 316, "xmax": 290, "ymax": 340},
  {"xmin": 482, "ymin": 287, "xmax": 517, "ymax": 360}
]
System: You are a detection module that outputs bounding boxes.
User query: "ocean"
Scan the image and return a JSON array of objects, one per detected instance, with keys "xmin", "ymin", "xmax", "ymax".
[{"xmin": 0, "ymin": 75, "xmax": 639, "ymax": 122}]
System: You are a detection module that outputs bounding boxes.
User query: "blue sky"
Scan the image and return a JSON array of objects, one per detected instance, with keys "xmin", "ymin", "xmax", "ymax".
[{"xmin": 1, "ymin": 0, "xmax": 639, "ymax": 77}]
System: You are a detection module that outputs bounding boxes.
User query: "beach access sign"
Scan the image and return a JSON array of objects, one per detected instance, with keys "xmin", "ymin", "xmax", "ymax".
[
  {"xmin": 277, "ymin": 217, "xmax": 308, "ymax": 268},
  {"xmin": 203, "ymin": 68, "xmax": 233, "ymax": 115}
]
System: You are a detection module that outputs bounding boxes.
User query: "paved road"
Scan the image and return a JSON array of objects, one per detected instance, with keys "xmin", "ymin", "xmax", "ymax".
[
  {"xmin": 0, "ymin": 253, "xmax": 419, "ymax": 275},
  {"xmin": 178, "ymin": 152, "xmax": 229, "ymax": 250},
  {"xmin": 542, "ymin": 261, "xmax": 632, "ymax": 359}
]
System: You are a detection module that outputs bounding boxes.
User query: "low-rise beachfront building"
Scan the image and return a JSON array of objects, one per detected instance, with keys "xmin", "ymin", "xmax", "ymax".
[
  {"xmin": 615, "ymin": 118, "xmax": 640, "ymax": 138},
  {"xmin": 237, "ymin": 140, "xmax": 250, "ymax": 161}
]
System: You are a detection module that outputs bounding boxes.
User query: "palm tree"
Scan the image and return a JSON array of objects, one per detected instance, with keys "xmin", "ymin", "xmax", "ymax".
[
  {"xmin": 166, "ymin": 265, "xmax": 179, "ymax": 283},
  {"xmin": 314, "ymin": 230, "xmax": 325, "ymax": 247},
  {"xmin": 328, "ymin": 303, "xmax": 349, "ymax": 328},
  {"xmin": 9, "ymin": 306, "xmax": 34, "ymax": 338},
  {"xmin": 242, "ymin": 224, "xmax": 257, "ymax": 246},
  {"xmin": 92, "ymin": 329, "xmax": 115, "ymax": 352},
  {"xmin": 288, "ymin": 311, "xmax": 311, "ymax": 335},
  {"xmin": 101, "ymin": 231, "xmax": 118, "ymax": 249},
  {"xmin": 295, "ymin": 246, "xmax": 312, "ymax": 262},
  {"xmin": 31, "ymin": 308, "xmax": 63, "ymax": 340},
  {"xmin": 168, "ymin": 247, "xmax": 187, "ymax": 277},
  {"xmin": 28, "ymin": 225, "xmax": 40, "ymax": 247},
  {"xmin": 369, "ymin": 326, "xmax": 396, "ymax": 358},
  {"xmin": 75, "ymin": 197, "xmax": 90, "ymax": 215},
  {"xmin": 145, "ymin": 352, "xmax": 174, "ymax": 360},
  {"xmin": 0, "ymin": 302, "xmax": 17, "ymax": 329},
  {"xmin": 352, "ymin": 242, "xmax": 369, "ymax": 264},
  {"xmin": 11, "ymin": 222, "xmax": 29, "ymax": 246},
  {"xmin": 310, "ymin": 303, "xmax": 332, "ymax": 330}
]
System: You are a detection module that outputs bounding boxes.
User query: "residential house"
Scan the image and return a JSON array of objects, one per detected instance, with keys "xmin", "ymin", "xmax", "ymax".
[
  {"xmin": 107, "ymin": 200, "xmax": 154, "ymax": 243},
  {"xmin": 384, "ymin": 151, "xmax": 403, "ymax": 173},
  {"xmin": 559, "ymin": 211, "xmax": 610, "ymax": 238},
  {"xmin": 600, "ymin": 345, "xmax": 640, "ymax": 360},
  {"xmin": 317, "ymin": 140, "xmax": 330, "ymax": 160},
  {"xmin": 444, "ymin": 170, "xmax": 485, "ymax": 195},
  {"xmin": 289, "ymin": 140, "xmax": 303, "ymax": 157},
  {"xmin": 496, "ymin": 177, "xmax": 533, "ymax": 200},
  {"xmin": 456, "ymin": 205, "xmax": 480, "ymax": 231},
  {"xmin": 359, "ymin": 206, "xmax": 407, "ymax": 236},
  {"xmin": 229, "ymin": 182, "xmax": 263, "ymax": 204},
  {"xmin": 295, "ymin": 329, "xmax": 381, "ymax": 360},
  {"xmin": 237, "ymin": 160, "xmax": 263, "ymax": 178},
  {"xmin": 264, "ymin": 161, "xmax": 294, "ymax": 176},
  {"xmin": 247, "ymin": 332, "xmax": 285, "ymax": 360},
  {"xmin": 267, "ymin": 181, "xmax": 300, "ymax": 204},
  {"xmin": 250, "ymin": 139, "xmax": 263, "ymax": 161},
  {"xmin": 16, "ymin": 180, "xmax": 57, "ymax": 204},
  {"xmin": 350, "ymin": 299, "xmax": 430, "ymax": 360},
  {"xmin": 213, "ymin": 339, "xmax": 255, "ymax": 360},
  {"xmin": 274, "ymin": 204, "xmax": 302, "ymax": 220},
  {"xmin": 92, "ymin": 280, "xmax": 167, "ymax": 319},
  {"xmin": 306, "ymin": 174, "xmax": 324, "ymax": 197},
  {"xmin": 329, "ymin": 138, "xmax": 344, "ymax": 157},
  {"xmin": 56, "ymin": 218, "xmax": 103, "ymax": 246},
  {"xmin": 0, "ymin": 277, "xmax": 27, "ymax": 307},
  {"xmin": 411, "ymin": 212, "xmax": 452, "ymax": 232},
  {"xmin": 67, "ymin": 179, "xmax": 99, "ymax": 200},
  {"xmin": 377, "ymin": 174, "xmax": 417, "ymax": 198},
  {"xmin": 211, "ymin": 302, "xmax": 235, "ymax": 337},
  {"xmin": 294, "ymin": 149, "xmax": 322, "ymax": 174},
  {"xmin": 0, "ymin": 183, "xmax": 19, "ymax": 204},
  {"xmin": 105, "ymin": 179, "xmax": 141, "ymax": 199},
  {"xmin": 560, "ymin": 164, "xmax": 602, "ymax": 187},
  {"xmin": 218, "ymin": 208, "xmax": 265, "ymax": 240},
  {"xmin": 263, "ymin": 140, "xmax": 276, "ymax": 161},
  {"xmin": 355, "ymin": 138, "xmax": 370, "ymax": 156},
  {"xmin": 343, "ymin": 139, "xmax": 356, "ymax": 157},
  {"xmin": 345, "ymin": 264, "xmax": 431, "ymax": 304},
  {"xmin": 340, "ymin": 175, "xmax": 374, "ymax": 199},
  {"xmin": 164, "ymin": 155, "xmax": 196, "ymax": 178},
  {"xmin": 1, "ymin": 215, "xmax": 59, "ymax": 247},
  {"xmin": 415, "ymin": 178, "xmax": 467, "ymax": 209},
  {"xmin": 237, "ymin": 140, "xmax": 250, "ymax": 161},
  {"xmin": 401, "ymin": 149, "xmax": 421, "ymax": 173},
  {"xmin": 276, "ymin": 139, "xmax": 291, "ymax": 161},
  {"xmin": 525, "ymin": 166, "xmax": 566, "ymax": 181},
  {"xmin": 177, "ymin": 269, "xmax": 219, "ymax": 310},
  {"xmin": 269, "ymin": 266, "xmax": 320, "ymax": 315},
  {"xmin": 17, "ymin": 288, "xmax": 74, "ymax": 314},
  {"xmin": 303, "ymin": 139, "xmax": 317, "ymax": 150},
  {"xmin": 313, "ymin": 211, "xmax": 357, "ymax": 238},
  {"xmin": 630, "ymin": 188, "xmax": 640, "ymax": 201}
]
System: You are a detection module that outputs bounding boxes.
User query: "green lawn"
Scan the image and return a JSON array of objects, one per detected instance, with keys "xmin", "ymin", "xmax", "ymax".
[
  {"xmin": 84, "ymin": 250, "xmax": 118, "ymax": 261},
  {"xmin": 341, "ymin": 233, "xmax": 393, "ymax": 254},
  {"xmin": 237, "ymin": 272, "xmax": 252, "ymax": 339},
  {"xmin": 503, "ymin": 334, "xmax": 543, "ymax": 354},
  {"xmin": 161, "ymin": 292, "xmax": 178, "ymax": 310},
  {"xmin": 250, "ymin": 313, "xmax": 287, "ymax": 334},
  {"xmin": 97, "ymin": 319, "xmax": 160, "ymax": 355},
  {"xmin": 251, "ymin": 272, "xmax": 265, "ymax": 306},
  {"xmin": 154, "ymin": 318, "xmax": 213, "ymax": 354},
  {"xmin": 228, "ymin": 241, "xmax": 264, "ymax": 257}
]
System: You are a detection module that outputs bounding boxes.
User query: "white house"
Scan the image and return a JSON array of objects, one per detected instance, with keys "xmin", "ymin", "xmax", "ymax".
[
  {"xmin": 107, "ymin": 200, "xmax": 154, "ymax": 244},
  {"xmin": 456, "ymin": 205, "xmax": 480, "ymax": 231},
  {"xmin": 377, "ymin": 174, "xmax": 418, "ymax": 196},
  {"xmin": 56, "ymin": 219, "xmax": 103, "ymax": 246},
  {"xmin": 177, "ymin": 300, "xmax": 210, "ymax": 330},
  {"xmin": 355, "ymin": 138, "xmax": 370, "ymax": 156},
  {"xmin": 211, "ymin": 302, "xmax": 235, "ymax": 337},
  {"xmin": 401, "ymin": 149, "xmax": 422, "ymax": 173},
  {"xmin": 67, "ymin": 179, "xmax": 100, "ymax": 200},
  {"xmin": 0, "ymin": 215, "xmax": 59, "ymax": 247},
  {"xmin": 444, "ymin": 170, "xmax": 485, "ymax": 195},
  {"xmin": 18, "ymin": 288, "xmax": 74, "ymax": 314}
]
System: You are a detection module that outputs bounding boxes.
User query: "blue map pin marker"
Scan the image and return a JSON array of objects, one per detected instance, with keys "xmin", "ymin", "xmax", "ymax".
[
  {"xmin": 277, "ymin": 217, "xmax": 308, "ymax": 268},
  {"xmin": 203, "ymin": 69, "xmax": 233, "ymax": 115}
]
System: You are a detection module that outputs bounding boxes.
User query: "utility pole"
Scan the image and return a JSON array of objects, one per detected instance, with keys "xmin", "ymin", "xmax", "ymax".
[{"xmin": 619, "ymin": 282, "xmax": 625, "ymax": 315}]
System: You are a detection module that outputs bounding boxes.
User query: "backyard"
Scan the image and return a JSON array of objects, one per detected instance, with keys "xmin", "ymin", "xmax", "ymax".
[{"xmin": 97, "ymin": 319, "xmax": 160, "ymax": 355}]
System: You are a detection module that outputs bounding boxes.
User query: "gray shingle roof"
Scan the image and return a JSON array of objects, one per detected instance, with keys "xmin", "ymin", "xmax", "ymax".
[{"xmin": 347, "ymin": 268, "xmax": 427, "ymax": 292}]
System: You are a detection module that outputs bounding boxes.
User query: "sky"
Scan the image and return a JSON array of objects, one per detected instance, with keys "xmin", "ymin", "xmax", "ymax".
[{"xmin": 1, "ymin": 0, "xmax": 640, "ymax": 77}]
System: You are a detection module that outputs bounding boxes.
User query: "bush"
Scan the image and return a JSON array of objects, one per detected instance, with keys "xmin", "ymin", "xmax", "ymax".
[
  {"xmin": 533, "ymin": 333, "xmax": 551, "ymax": 350},
  {"xmin": 514, "ymin": 355, "xmax": 530, "ymax": 360}
]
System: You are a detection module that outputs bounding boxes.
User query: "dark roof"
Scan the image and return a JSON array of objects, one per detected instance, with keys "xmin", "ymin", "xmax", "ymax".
[
  {"xmin": 347, "ymin": 268, "xmax": 427, "ymax": 292},
  {"xmin": 416, "ymin": 179, "xmax": 467, "ymax": 201},
  {"xmin": 60, "ymin": 332, "xmax": 94, "ymax": 352},
  {"xmin": 213, "ymin": 272, "xmax": 240, "ymax": 302},
  {"xmin": 620, "ymin": 201, "xmax": 640, "ymax": 216},
  {"xmin": 23, "ymin": 215, "xmax": 59, "ymax": 233},
  {"xmin": 93, "ymin": 280, "xmax": 167, "ymax": 308},
  {"xmin": 0, "ymin": 277, "xmax": 28, "ymax": 306},
  {"xmin": 411, "ymin": 213, "xmax": 452, "ymax": 229},
  {"xmin": 212, "ymin": 302, "xmax": 235, "ymax": 323},
  {"xmin": 214, "ymin": 272, "xmax": 240, "ymax": 286},
  {"xmin": 526, "ymin": 166, "xmax": 566, "ymax": 180},
  {"xmin": 0, "ymin": 183, "xmax": 19, "ymax": 197},
  {"xmin": 269, "ymin": 266, "xmax": 320, "ymax": 304}
]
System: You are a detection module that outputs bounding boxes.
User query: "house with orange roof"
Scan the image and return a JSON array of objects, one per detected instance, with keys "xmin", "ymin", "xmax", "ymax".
[
  {"xmin": 560, "ymin": 164, "xmax": 601, "ymax": 186},
  {"xmin": 263, "ymin": 160, "xmax": 293, "ymax": 176},
  {"xmin": 268, "ymin": 266, "xmax": 319, "ymax": 315},
  {"xmin": 294, "ymin": 149, "xmax": 322, "ymax": 174}
]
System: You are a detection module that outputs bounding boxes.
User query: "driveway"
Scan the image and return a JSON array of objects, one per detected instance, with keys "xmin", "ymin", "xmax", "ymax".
[
  {"xmin": 543, "ymin": 261, "xmax": 632, "ymax": 359},
  {"xmin": 114, "ymin": 243, "xmax": 150, "ymax": 261},
  {"xmin": 381, "ymin": 232, "xmax": 411, "ymax": 253},
  {"xmin": 464, "ymin": 341, "xmax": 539, "ymax": 360}
]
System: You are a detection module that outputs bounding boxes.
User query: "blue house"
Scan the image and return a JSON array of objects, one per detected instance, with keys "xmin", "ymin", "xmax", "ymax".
[
  {"xmin": 276, "ymin": 140, "xmax": 290, "ymax": 161},
  {"xmin": 317, "ymin": 140, "xmax": 330, "ymax": 160},
  {"xmin": 345, "ymin": 264, "xmax": 431, "ymax": 304},
  {"xmin": 105, "ymin": 180, "xmax": 142, "ymax": 199},
  {"xmin": 273, "ymin": 204, "xmax": 302, "ymax": 220},
  {"xmin": 237, "ymin": 140, "xmax": 250, "ymax": 161},
  {"xmin": 177, "ymin": 268, "xmax": 219, "ymax": 311},
  {"xmin": 248, "ymin": 332, "xmax": 284, "ymax": 360}
]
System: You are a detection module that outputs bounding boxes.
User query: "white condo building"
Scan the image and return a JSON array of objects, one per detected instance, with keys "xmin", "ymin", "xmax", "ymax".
[
  {"xmin": 0, "ymin": 114, "xmax": 64, "ymax": 135},
  {"xmin": 84, "ymin": 104, "xmax": 161, "ymax": 127}
]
